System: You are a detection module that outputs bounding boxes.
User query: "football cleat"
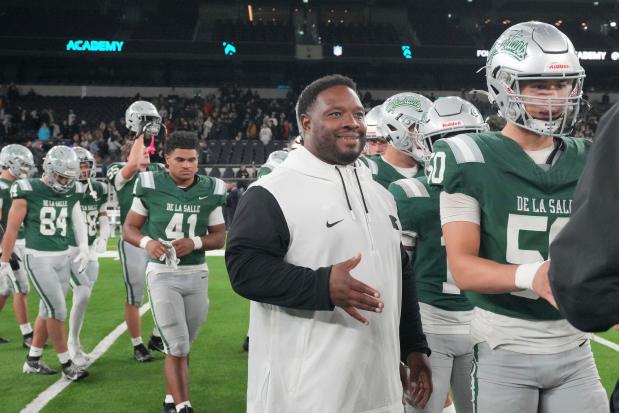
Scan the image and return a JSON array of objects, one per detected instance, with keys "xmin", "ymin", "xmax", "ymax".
[
  {"xmin": 133, "ymin": 343, "xmax": 155, "ymax": 362},
  {"xmin": 162, "ymin": 401, "xmax": 176, "ymax": 413},
  {"xmin": 0, "ymin": 337, "xmax": 9, "ymax": 344},
  {"xmin": 22, "ymin": 332, "xmax": 33, "ymax": 348},
  {"xmin": 176, "ymin": 407, "xmax": 194, "ymax": 413},
  {"xmin": 62, "ymin": 362, "xmax": 89, "ymax": 381},
  {"xmin": 23, "ymin": 358, "xmax": 58, "ymax": 375},
  {"xmin": 148, "ymin": 335, "xmax": 165, "ymax": 353}
]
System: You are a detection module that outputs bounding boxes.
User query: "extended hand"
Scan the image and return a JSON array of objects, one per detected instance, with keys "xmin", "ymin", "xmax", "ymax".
[
  {"xmin": 329, "ymin": 253, "xmax": 383, "ymax": 325},
  {"xmin": 532, "ymin": 261, "xmax": 557, "ymax": 308}
]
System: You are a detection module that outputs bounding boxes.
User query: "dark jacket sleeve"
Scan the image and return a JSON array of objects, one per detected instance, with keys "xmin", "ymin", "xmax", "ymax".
[
  {"xmin": 225, "ymin": 186, "xmax": 334, "ymax": 311},
  {"xmin": 549, "ymin": 102, "xmax": 619, "ymax": 332},
  {"xmin": 399, "ymin": 246, "xmax": 431, "ymax": 359}
]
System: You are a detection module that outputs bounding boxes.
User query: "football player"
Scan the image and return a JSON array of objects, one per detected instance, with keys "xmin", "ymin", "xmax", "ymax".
[
  {"xmin": 0, "ymin": 146, "xmax": 89, "ymax": 381},
  {"xmin": 361, "ymin": 92, "xmax": 432, "ymax": 188},
  {"xmin": 0, "ymin": 144, "xmax": 36, "ymax": 347},
  {"xmin": 389, "ymin": 97, "xmax": 488, "ymax": 413},
  {"xmin": 66, "ymin": 147, "xmax": 109, "ymax": 366},
  {"xmin": 363, "ymin": 105, "xmax": 388, "ymax": 155},
  {"xmin": 431, "ymin": 22, "xmax": 608, "ymax": 412},
  {"xmin": 123, "ymin": 133, "xmax": 226, "ymax": 413},
  {"xmin": 106, "ymin": 100, "xmax": 165, "ymax": 362}
]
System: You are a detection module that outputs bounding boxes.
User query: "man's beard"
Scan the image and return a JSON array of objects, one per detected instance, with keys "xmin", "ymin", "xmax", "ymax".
[{"xmin": 316, "ymin": 133, "xmax": 366, "ymax": 165}]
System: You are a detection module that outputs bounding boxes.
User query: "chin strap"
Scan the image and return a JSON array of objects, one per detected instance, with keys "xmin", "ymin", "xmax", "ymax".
[{"xmin": 146, "ymin": 133, "xmax": 156, "ymax": 155}]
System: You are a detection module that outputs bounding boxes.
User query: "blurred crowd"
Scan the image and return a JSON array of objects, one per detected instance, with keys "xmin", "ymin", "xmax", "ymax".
[{"xmin": 0, "ymin": 84, "xmax": 613, "ymax": 175}]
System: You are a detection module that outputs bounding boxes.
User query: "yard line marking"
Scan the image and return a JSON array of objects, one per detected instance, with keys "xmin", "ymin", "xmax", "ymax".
[
  {"xmin": 592, "ymin": 334, "xmax": 619, "ymax": 352},
  {"xmin": 21, "ymin": 303, "xmax": 151, "ymax": 413}
]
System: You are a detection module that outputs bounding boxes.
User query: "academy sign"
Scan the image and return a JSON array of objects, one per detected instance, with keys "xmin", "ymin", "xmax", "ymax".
[{"xmin": 66, "ymin": 40, "xmax": 125, "ymax": 52}]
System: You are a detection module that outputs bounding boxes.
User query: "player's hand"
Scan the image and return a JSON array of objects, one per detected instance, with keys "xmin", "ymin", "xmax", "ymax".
[
  {"xmin": 93, "ymin": 237, "xmax": 108, "ymax": 254},
  {"xmin": 73, "ymin": 248, "xmax": 89, "ymax": 274},
  {"xmin": 171, "ymin": 238, "xmax": 194, "ymax": 257},
  {"xmin": 0, "ymin": 261, "xmax": 14, "ymax": 280},
  {"xmin": 329, "ymin": 253, "xmax": 383, "ymax": 325},
  {"xmin": 145, "ymin": 239, "xmax": 168, "ymax": 261},
  {"xmin": 404, "ymin": 352, "xmax": 433, "ymax": 409},
  {"xmin": 128, "ymin": 136, "xmax": 149, "ymax": 165},
  {"xmin": 532, "ymin": 261, "xmax": 557, "ymax": 308}
]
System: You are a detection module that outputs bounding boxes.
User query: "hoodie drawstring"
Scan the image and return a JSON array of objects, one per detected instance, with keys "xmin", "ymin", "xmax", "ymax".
[
  {"xmin": 335, "ymin": 166, "xmax": 356, "ymax": 220},
  {"xmin": 353, "ymin": 168, "xmax": 370, "ymax": 216}
]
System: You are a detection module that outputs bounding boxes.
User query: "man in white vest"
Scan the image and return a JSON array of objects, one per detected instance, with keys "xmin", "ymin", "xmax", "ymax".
[{"xmin": 226, "ymin": 74, "xmax": 432, "ymax": 413}]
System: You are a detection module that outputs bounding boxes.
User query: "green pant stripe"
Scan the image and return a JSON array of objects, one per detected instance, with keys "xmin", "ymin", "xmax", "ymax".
[
  {"xmin": 119, "ymin": 239, "xmax": 135, "ymax": 305},
  {"xmin": 471, "ymin": 343, "xmax": 479, "ymax": 413},
  {"xmin": 146, "ymin": 276, "xmax": 170, "ymax": 352},
  {"xmin": 25, "ymin": 255, "xmax": 55, "ymax": 319},
  {"xmin": 70, "ymin": 270, "xmax": 81, "ymax": 287}
]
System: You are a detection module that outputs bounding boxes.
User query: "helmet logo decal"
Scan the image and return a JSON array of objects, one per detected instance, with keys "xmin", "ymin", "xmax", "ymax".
[
  {"xmin": 489, "ymin": 31, "xmax": 528, "ymax": 64},
  {"xmin": 384, "ymin": 96, "xmax": 423, "ymax": 113}
]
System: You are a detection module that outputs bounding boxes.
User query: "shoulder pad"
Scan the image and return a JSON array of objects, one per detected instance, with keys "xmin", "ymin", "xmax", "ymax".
[
  {"xmin": 139, "ymin": 171, "xmax": 156, "ymax": 189},
  {"xmin": 392, "ymin": 178, "xmax": 430, "ymax": 198},
  {"xmin": 210, "ymin": 177, "xmax": 226, "ymax": 196},
  {"xmin": 0, "ymin": 181, "xmax": 9, "ymax": 190},
  {"xmin": 365, "ymin": 157, "xmax": 379, "ymax": 174},
  {"xmin": 15, "ymin": 179, "xmax": 33, "ymax": 191},
  {"xmin": 442, "ymin": 134, "xmax": 485, "ymax": 164}
]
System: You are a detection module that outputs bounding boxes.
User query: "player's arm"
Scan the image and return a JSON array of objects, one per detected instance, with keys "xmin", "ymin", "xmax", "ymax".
[
  {"xmin": 115, "ymin": 137, "xmax": 147, "ymax": 188},
  {"xmin": 0, "ymin": 198, "xmax": 27, "ymax": 263},
  {"xmin": 123, "ymin": 198, "xmax": 167, "ymax": 260},
  {"xmin": 441, "ymin": 192, "xmax": 543, "ymax": 293},
  {"xmin": 93, "ymin": 186, "xmax": 111, "ymax": 252}
]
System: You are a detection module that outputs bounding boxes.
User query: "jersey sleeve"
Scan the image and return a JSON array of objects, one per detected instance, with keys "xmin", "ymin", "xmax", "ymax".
[
  {"xmin": 429, "ymin": 136, "xmax": 480, "ymax": 198},
  {"xmin": 10, "ymin": 179, "xmax": 33, "ymax": 200},
  {"xmin": 133, "ymin": 171, "xmax": 155, "ymax": 203},
  {"xmin": 106, "ymin": 162, "xmax": 122, "ymax": 183},
  {"xmin": 211, "ymin": 177, "xmax": 227, "ymax": 207},
  {"xmin": 388, "ymin": 179, "xmax": 423, "ymax": 236}
]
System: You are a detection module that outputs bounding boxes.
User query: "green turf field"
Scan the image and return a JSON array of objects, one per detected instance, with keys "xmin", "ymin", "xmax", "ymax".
[{"xmin": 0, "ymin": 256, "xmax": 616, "ymax": 412}]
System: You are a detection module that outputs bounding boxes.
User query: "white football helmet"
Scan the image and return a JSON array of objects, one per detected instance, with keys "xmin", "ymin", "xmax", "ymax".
[
  {"xmin": 485, "ymin": 21, "xmax": 585, "ymax": 136},
  {"xmin": 125, "ymin": 100, "xmax": 162, "ymax": 136},
  {"xmin": 288, "ymin": 135, "xmax": 303, "ymax": 150},
  {"xmin": 73, "ymin": 147, "xmax": 96, "ymax": 180},
  {"xmin": 0, "ymin": 144, "xmax": 35, "ymax": 179},
  {"xmin": 378, "ymin": 92, "xmax": 432, "ymax": 162},
  {"xmin": 43, "ymin": 146, "xmax": 80, "ymax": 193},
  {"xmin": 365, "ymin": 106, "xmax": 384, "ymax": 141},
  {"xmin": 419, "ymin": 97, "xmax": 489, "ymax": 153}
]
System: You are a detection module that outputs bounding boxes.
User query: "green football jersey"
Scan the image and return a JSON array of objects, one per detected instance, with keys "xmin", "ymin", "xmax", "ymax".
[
  {"xmin": 429, "ymin": 132, "xmax": 590, "ymax": 321},
  {"xmin": 389, "ymin": 176, "xmax": 473, "ymax": 312},
  {"xmin": 0, "ymin": 178, "xmax": 24, "ymax": 239},
  {"xmin": 134, "ymin": 171, "xmax": 227, "ymax": 267},
  {"xmin": 67, "ymin": 180, "xmax": 108, "ymax": 246},
  {"xmin": 107, "ymin": 162, "xmax": 164, "ymax": 225},
  {"xmin": 11, "ymin": 179, "xmax": 81, "ymax": 252},
  {"xmin": 360, "ymin": 154, "xmax": 424, "ymax": 189}
]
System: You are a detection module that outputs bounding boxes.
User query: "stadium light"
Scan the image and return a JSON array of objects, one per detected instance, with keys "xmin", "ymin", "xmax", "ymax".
[
  {"xmin": 610, "ymin": 21, "xmax": 617, "ymax": 28},
  {"xmin": 248, "ymin": 5, "xmax": 253, "ymax": 22},
  {"xmin": 333, "ymin": 45, "xmax": 343, "ymax": 57}
]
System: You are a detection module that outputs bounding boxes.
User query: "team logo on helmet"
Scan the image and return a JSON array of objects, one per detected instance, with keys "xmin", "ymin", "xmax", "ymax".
[
  {"xmin": 384, "ymin": 96, "xmax": 424, "ymax": 114},
  {"xmin": 488, "ymin": 31, "xmax": 529, "ymax": 64}
]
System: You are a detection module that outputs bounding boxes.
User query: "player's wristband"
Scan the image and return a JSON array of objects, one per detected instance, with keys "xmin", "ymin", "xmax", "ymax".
[
  {"xmin": 515, "ymin": 261, "xmax": 545, "ymax": 290},
  {"xmin": 191, "ymin": 236, "xmax": 203, "ymax": 250},
  {"xmin": 139, "ymin": 236, "xmax": 153, "ymax": 249}
]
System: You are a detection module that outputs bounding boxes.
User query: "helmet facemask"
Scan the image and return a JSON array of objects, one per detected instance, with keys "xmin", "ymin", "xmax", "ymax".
[
  {"xmin": 490, "ymin": 68, "xmax": 584, "ymax": 137},
  {"xmin": 45, "ymin": 169, "xmax": 77, "ymax": 194}
]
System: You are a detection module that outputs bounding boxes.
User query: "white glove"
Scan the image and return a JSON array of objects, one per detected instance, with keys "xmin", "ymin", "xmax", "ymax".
[
  {"xmin": 73, "ymin": 248, "xmax": 89, "ymax": 274},
  {"xmin": 93, "ymin": 237, "xmax": 108, "ymax": 254},
  {"xmin": 158, "ymin": 239, "xmax": 179, "ymax": 270},
  {"xmin": 0, "ymin": 261, "xmax": 13, "ymax": 281}
]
